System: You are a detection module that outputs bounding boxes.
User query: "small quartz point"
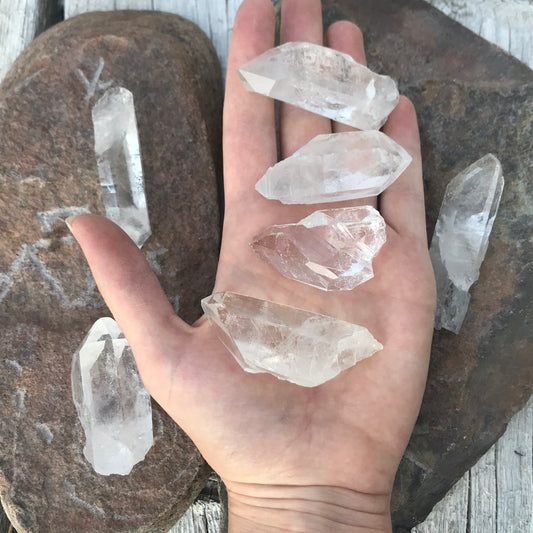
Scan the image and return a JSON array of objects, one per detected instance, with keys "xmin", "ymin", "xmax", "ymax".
[
  {"xmin": 201, "ymin": 292, "xmax": 383, "ymax": 387},
  {"xmin": 251, "ymin": 206, "xmax": 386, "ymax": 291},
  {"xmin": 430, "ymin": 154, "xmax": 504, "ymax": 334},
  {"xmin": 255, "ymin": 130, "xmax": 412, "ymax": 204},
  {"xmin": 92, "ymin": 87, "xmax": 151, "ymax": 248},
  {"xmin": 71, "ymin": 318, "xmax": 153, "ymax": 475},
  {"xmin": 238, "ymin": 42, "xmax": 399, "ymax": 130}
]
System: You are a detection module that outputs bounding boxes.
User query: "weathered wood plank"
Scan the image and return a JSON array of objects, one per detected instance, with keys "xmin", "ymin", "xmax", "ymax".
[
  {"xmin": 496, "ymin": 395, "xmax": 533, "ymax": 533},
  {"xmin": 470, "ymin": 444, "xmax": 496, "ymax": 533},
  {"xmin": 411, "ymin": 474, "xmax": 469, "ymax": 533},
  {"xmin": 168, "ymin": 501, "xmax": 222, "ymax": 533},
  {"xmin": 425, "ymin": 0, "xmax": 533, "ymax": 68},
  {"xmin": 0, "ymin": 506, "xmax": 10, "ymax": 533},
  {"xmin": 0, "ymin": 0, "xmax": 60, "ymax": 81}
]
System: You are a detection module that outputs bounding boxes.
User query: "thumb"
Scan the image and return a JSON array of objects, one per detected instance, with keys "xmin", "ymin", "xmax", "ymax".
[{"xmin": 67, "ymin": 214, "xmax": 192, "ymax": 389}]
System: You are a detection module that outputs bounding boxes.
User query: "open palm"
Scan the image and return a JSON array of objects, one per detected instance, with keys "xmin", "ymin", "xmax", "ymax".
[{"xmin": 70, "ymin": 0, "xmax": 436, "ymax": 530}]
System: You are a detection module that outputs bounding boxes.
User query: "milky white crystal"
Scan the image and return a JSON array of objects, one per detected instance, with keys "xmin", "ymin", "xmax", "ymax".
[
  {"xmin": 251, "ymin": 206, "xmax": 386, "ymax": 291},
  {"xmin": 201, "ymin": 292, "xmax": 383, "ymax": 387},
  {"xmin": 255, "ymin": 130, "xmax": 412, "ymax": 204},
  {"xmin": 71, "ymin": 318, "xmax": 153, "ymax": 475},
  {"xmin": 92, "ymin": 87, "xmax": 151, "ymax": 247},
  {"xmin": 430, "ymin": 154, "xmax": 504, "ymax": 334},
  {"xmin": 238, "ymin": 42, "xmax": 399, "ymax": 130}
]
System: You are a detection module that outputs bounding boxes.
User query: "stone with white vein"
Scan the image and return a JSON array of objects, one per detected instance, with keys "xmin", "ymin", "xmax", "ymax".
[
  {"xmin": 251, "ymin": 206, "xmax": 386, "ymax": 291},
  {"xmin": 255, "ymin": 130, "xmax": 412, "ymax": 204},
  {"xmin": 71, "ymin": 318, "xmax": 153, "ymax": 475},
  {"xmin": 238, "ymin": 41, "xmax": 399, "ymax": 130},
  {"xmin": 430, "ymin": 154, "xmax": 504, "ymax": 333},
  {"xmin": 201, "ymin": 292, "xmax": 383, "ymax": 387}
]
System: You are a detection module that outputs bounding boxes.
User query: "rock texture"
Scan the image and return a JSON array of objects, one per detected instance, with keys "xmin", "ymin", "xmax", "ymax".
[
  {"xmin": 0, "ymin": 11, "xmax": 222, "ymax": 533},
  {"xmin": 314, "ymin": 0, "xmax": 532, "ymax": 529}
]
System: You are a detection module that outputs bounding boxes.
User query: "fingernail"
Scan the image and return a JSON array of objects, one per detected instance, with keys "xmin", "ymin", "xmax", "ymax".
[{"xmin": 65, "ymin": 215, "xmax": 77, "ymax": 232}]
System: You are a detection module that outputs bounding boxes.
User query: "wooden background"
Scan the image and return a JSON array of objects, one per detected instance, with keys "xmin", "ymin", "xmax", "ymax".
[{"xmin": 1, "ymin": 0, "xmax": 531, "ymax": 531}]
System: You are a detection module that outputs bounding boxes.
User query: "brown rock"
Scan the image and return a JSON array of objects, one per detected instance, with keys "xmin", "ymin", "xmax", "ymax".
[
  {"xmin": 316, "ymin": 0, "xmax": 532, "ymax": 528},
  {"xmin": 0, "ymin": 10, "xmax": 222, "ymax": 533}
]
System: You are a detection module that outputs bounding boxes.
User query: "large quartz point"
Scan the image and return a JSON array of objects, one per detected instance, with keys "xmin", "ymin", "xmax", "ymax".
[
  {"xmin": 92, "ymin": 87, "xmax": 151, "ymax": 247},
  {"xmin": 71, "ymin": 318, "xmax": 153, "ymax": 475},
  {"xmin": 430, "ymin": 154, "xmax": 504, "ymax": 333},
  {"xmin": 238, "ymin": 42, "xmax": 399, "ymax": 130},
  {"xmin": 251, "ymin": 206, "xmax": 386, "ymax": 291},
  {"xmin": 255, "ymin": 130, "xmax": 412, "ymax": 204},
  {"xmin": 201, "ymin": 292, "xmax": 383, "ymax": 387}
]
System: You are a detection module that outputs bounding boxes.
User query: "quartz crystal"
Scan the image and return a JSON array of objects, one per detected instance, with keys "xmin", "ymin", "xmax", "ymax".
[
  {"xmin": 251, "ymin": 206, "xmax": 386, "ymax": 291},
  {"xmin": 430, "ymin": 154, "xmax": 504, "ymax": 333},
  {"xmin": 255, "ymin": 130, "xmax": 412, "ymax": 204},
  {"xmin": 238, "ymin": 42, "xmax": 399, "ymax": 130},
  {"xmin": 201, "ymin": 292, "xmax": 383, "ymax": 387},
  {"xmin": 71, "ymin": 318, "xmax": 153, "ymax": 475},
  {"xmin": 92, "ymin": 87, "xmax": 151, "ymax": 247}
]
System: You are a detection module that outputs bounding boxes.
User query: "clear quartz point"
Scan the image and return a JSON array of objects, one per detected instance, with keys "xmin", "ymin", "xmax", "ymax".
[
  {"xmin": 429, "ymin": 154, "xmax": 504, "ymax": 334},
  {"xmin": 255, "ymin": 130, "xmax": 412, "ymax": 204},
  {"xmin": 238, "ymin": 41, "xmax": 399, "ymax": 130},
  {"xmin": 71, "ymin": 318, "xmax": 153, "ymax": 475},
  {"xmin": 201, "ymin": 292, "xmax": 383, "ymax": 387},
  {"xmin": 251, "ymin": 206, "xmax": 386, "ymax": 291},
  {"xmin": 92, "ymin": 87, "xmax": 151, "ymax": 248}
]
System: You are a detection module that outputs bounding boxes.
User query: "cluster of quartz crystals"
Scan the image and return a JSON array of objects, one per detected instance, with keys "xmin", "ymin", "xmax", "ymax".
[
  {"xmin": 255, "ymin": 131, "xmax": 411, "ymax": 204},
  {"xmin": 201, "ymin": 293, "xmax": 383, "ymax": 387},
  {"xmin": 238, "ymin": 42, "xmax": 399, "ymax": 130},
  {"xmin": 71, "ymin": 318, "xmax": 153, "ymax": 476},
  {"xmin": 199, "ymin": 41, "xmax": 409, "ymax": 386},
  {"xmin": 200, "ymin": 42, "xmax": 408, "ymax": 386},
  {"xmin": 251, "ymin": 206, "xmax": 386, "ymax": 291},
  {"xmin": 430, "ymin": 154, "xmax": 504, "ymax": 333},
  {"xmin": 92, "ymin": 87, "xmax": 151, "ymax": 248}
]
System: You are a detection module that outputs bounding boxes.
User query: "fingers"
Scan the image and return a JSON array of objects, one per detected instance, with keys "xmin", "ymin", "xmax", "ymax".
[
  {"xmin": 68, "ymin": 215, "xmax": 190, "ymax": 382},
  {"xmin": 380, "ymin": 96, "xmax": 427, "ymax": 241},
  {"xmin": 280, "ymin": 0, "xmax": 331, "ymax": 158},
  {"xmin": 223, "ymin": 0, "xmax": 276, "ymax": 204}
]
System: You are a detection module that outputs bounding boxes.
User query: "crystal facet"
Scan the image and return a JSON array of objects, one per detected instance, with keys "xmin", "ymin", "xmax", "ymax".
[
  {"xmin": 251, "ymin": 206, "xmax": 386, "ymax": 291},
  {"xmin": 238, "ymin": 42, "xmax": 399, "ymax": 130},
  {"xmin": 71, "ymin": 318, "xmax": 153, "ymax": 475},
  {"xmin": 92, "ymin": 87, "xmax": 151, "ymax": 248},
  {"xmin": 430, "ymin": 154, "xmax": 504, "ymax": 334},
  {"xmin": 201, "ymin": 292, "xmax": 383, "ymax": 387},
  {"xmin": 255, "ymin": 130, "xmax": 412, "ymax": 204}
]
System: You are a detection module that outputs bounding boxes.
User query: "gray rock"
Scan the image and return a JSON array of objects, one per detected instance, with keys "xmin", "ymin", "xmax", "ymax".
[{"xmin": 0, "ymin": 10, "xmax": 222, "ymax": 533}]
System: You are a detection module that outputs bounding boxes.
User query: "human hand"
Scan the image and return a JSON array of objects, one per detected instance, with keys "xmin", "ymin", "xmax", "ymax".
[{"xmin": 69, "ymin": 0, "xmax": 436, "ymax": 530}]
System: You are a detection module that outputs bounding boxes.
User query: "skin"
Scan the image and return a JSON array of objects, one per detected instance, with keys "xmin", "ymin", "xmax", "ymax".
[{"xmin": 69, "ymin": 0, "xmax": 436, "ymax": 530}]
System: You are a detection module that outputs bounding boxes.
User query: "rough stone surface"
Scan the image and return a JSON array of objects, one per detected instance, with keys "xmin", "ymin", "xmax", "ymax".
[
  {"xmin": 0, "ymin": 11, "xmax": 222, "ymax": 533},
  {"xmin": 312, "ymin": 0, "xmax": 533, "ymax": 528}
]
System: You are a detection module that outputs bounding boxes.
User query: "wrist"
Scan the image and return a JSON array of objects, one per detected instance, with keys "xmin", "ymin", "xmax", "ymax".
[{"xmin": 225, "ymin": 481, "xmax": 392, "ymax": 533}]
